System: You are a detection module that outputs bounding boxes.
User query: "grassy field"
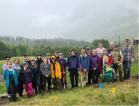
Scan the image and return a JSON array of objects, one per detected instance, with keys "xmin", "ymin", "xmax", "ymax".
[
  {"xmin": 8, "ymin": 79, "xmax": 138, "ymax": 105},
  {"xmin": 0, "ymin": 57, "xmax": 138, "ymax": 105}
]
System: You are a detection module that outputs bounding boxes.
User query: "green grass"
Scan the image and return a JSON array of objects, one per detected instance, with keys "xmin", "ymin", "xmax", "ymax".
[
  {"xmin": 0, "ymin": 60, "xmax": 4, "ymax": 74},
  {"xmin": 131, "ymin": 60, "xmax": 138, "ymax": 76},
  {"xmin": 0, "ymin": 81, "xmax": 6, "ymax": 94},
  {"xmin": 8, "ymin": 80, "xmax": 138, "ymax": 105}
]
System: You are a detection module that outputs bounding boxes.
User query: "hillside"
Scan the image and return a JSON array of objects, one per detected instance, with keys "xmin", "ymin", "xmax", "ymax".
[{"xmin": 0, "ymin": 36, "xmax": 91, "ymax": 48}]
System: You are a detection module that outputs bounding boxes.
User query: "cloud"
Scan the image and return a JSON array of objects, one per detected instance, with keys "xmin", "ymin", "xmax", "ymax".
[{"xmin": 0, "ymin": 0, "xmax": 138, "ymax": 41}]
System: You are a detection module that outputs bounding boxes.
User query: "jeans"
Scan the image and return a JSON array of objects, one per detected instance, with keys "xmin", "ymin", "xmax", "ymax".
[{"xmin": 123, "ymin": 61, "xmax": 131, "ymax": 79}]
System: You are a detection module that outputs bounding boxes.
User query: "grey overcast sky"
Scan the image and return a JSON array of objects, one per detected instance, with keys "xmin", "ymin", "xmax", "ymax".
[{"xmin": 0, "ymin": 0, "xmax": 138, "ymax": 41}]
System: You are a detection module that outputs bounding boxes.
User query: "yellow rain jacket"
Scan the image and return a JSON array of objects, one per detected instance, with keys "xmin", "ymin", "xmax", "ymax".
[{"xmin": 51, "ymin": 62, "xmax": 61, "ymax": 79}]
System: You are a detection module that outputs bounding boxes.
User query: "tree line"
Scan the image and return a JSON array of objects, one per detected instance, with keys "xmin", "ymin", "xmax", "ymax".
[{"xmin": 0, "ymin": 36, "xmax": 109, "ymax": 59}]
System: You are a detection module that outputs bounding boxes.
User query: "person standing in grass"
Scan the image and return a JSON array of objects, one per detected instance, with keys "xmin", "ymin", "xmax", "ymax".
[
  {"xmin": 40, "ymin": 57, "xmax": 52, "ymax": 92},
  {"xmin": 90, "ymin": 49, "xmax": 100, "ymax": 84},
  {"xmin": 122, "ymin": 39, "xmax": 135, "ymax": 80},
  {"xmin": 59, "ymin": 52, "xmax": 67, "ymax": 89},
  {"xmin": 96, "ymin": 42, "xmax": 105, "ymax": 78},
  {"xmin": 79, "ymin": 48, "xmax": 90, "ymax": 87},
  {"xmin": 20, "ymin": 62, "xmax": 34, "ymax": 97},
  {"xmin": 3, "ymin": 61, "xmax": 18, "ymax": 101},
  {"xmin": 111, "ymin": 44, "xmax": 124, "ymax": 82},
  {"xmin": 50, "ymin": 55, "xmax": 62, "ymax": 90},
  {"xmin": 86, "ymin": 47, "xmax": 92, "ymax": 86},
  {"xmin": 97, "ymin": 51, "xmax": 103, "ymax": 77},
  {"xmin": 108, "ymin": 42, "xmax": 117, "ymax": 81},
  {"xmin": 67, "ymin": 49, "xmax": 79, "ymax": 88},
  {"xmin": 30, "ymin": 59, "xmax": 41, "ymax": 94},
  {"xmin": 36, "ymin": 54, "xmax": 43, "ymax": 93},
  {"xmin": 13, "ymin": 58, "xmax": 23, "ymax": 97}
]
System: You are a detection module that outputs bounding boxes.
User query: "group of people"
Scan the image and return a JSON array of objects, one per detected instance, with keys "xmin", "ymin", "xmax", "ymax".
[{"xmin": 2, "ymin": 38, "xmax": 134, "ymax": 101}]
